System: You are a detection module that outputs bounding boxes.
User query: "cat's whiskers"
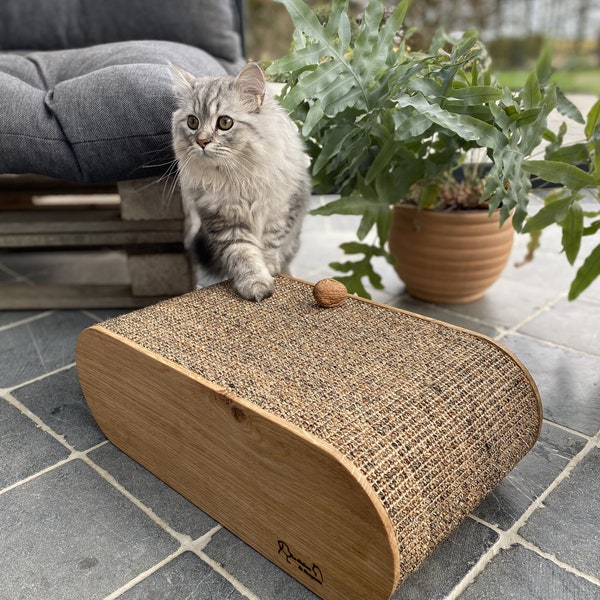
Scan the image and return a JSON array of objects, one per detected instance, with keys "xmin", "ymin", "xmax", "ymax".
[{"xmin": 219, "ymin": 154, "xmax": 269, "ymax": 198}]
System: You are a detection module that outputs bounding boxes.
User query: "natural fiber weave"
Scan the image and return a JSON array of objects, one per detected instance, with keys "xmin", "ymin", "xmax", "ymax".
[{"xmin": 102, "ymin": 276, "xmax": 541, "ymax": 583}]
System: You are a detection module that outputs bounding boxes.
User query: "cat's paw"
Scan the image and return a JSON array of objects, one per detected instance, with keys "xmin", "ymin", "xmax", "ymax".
[
  {"xmin": 265, "ymin": 260, "xmax": 281, "ymax": 278},
  {"xmin": 235, "ymin": 274, "xmax": 275, "ymax": 302}
]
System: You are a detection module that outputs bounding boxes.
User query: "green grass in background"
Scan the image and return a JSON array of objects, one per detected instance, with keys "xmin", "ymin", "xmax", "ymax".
[{"xmin": 497, "ymin": 68, "xmax": 600, "ymax": 95}]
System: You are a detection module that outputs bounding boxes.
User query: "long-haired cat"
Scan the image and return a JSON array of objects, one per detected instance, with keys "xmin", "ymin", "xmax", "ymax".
[{"xmin": 171, "ymin": 62, "xmax": 311, "ymax": 301}]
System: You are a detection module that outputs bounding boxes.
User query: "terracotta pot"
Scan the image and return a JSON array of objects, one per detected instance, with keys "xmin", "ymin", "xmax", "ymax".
[{"xmin": 388, "ymin": 205, "xmax": 514, "ymax": 303}]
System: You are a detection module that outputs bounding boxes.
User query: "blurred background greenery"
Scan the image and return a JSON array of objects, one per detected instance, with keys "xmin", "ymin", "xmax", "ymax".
[{"xmin": 244, "ymin": 0, "xmax": 600, "ymax": 94}]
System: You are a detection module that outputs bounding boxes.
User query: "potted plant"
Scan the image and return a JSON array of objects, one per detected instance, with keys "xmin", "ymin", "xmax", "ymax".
[{"xmin": 267, "ymin": 0, "xmax": 600, "ymax": 301}]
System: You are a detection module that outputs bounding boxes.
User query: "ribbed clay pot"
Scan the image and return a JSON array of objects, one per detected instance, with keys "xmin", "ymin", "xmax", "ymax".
[{"xmin": 388, "ymin": 205, "xmax": 514, "ymax": 303}]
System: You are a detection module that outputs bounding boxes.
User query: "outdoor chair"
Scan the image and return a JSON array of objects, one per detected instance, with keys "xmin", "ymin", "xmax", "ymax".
[{"xmin": 0, "ymin": 0, "xmax": 245, "ymax": 308}]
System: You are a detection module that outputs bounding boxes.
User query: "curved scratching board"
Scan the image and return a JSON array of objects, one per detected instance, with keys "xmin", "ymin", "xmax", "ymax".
[{"xmin": 76, "ymin": 276, "xmax": 542, "ymax": 599}]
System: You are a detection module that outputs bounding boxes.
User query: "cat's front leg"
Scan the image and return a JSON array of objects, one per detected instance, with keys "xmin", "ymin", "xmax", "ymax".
[{"xmin": 222, "ymin": 241, "xmax": 275, "ymax": 302}]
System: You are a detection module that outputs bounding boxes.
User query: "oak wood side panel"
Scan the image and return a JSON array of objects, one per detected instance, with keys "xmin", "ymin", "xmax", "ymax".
[{"xmin": 76, "ymin": 326, "xmax": 399, "ymax": 600}]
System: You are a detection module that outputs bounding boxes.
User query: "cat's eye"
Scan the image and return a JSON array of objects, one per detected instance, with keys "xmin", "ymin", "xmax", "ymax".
[
  {"xmin": 217, "ymin": 115, "xmax": 234, "ymax": 131},
  {"xmin": 187, "ymin": 115, "xmax": 199, "ymax": 130}
]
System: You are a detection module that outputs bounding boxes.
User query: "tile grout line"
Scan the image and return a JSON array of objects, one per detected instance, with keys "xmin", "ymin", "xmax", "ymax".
[
  {"xmin": 83, "ymin": 454, "xmax": 264, "ymax": 599},
  {"xmin": 514, "ymin": 533, "xmax": 600, "ymax": 587},
  {"xmin": 194, "ymin": 549, "xmax": 263, "ymax": 600},
  {"xmin": 101, "ymin": 547, "xmax": 188, "ymax": 600},
  {"xmin": 82, "ymin": 308, "xmax": 117, "ymax": 323},
  {"xmin": 542, "ymin": 418, "xmax": 595, "ymax": 440},
  {"xmin": 0, "ymin": 309, "xmax": 54, "ymax": 332},
  {"xmin": 82, "ymin": 309, "xmax": 104, "ymax": 322},
  {"xmin": 2, "ymin": 390, "xmax": 188, "ymax": 542},
  {"xmin": 466, "ymin": 513, "xmax": 600, "ymax": 589},
  {"xmin": 0, "ymin": 454, "xmax": 73, "ymax": 497},
  {"xmin": 80, "ymin": 452, "xmax": 193, "ymax": 546},
  {"xmin": 400, "ymin": 288, "xmax": 567, "ymax": 347},
  {"xmin": 189, "ymin": 526, "xmax": 264, "ymax": 599},
  {"xmin": 0, "ymin": 361, "xmax": 76, "ymax": 397},
  {"xmin": 494, "ymin": 290, "xmax": 567, "ymax": 343},
  {"xmin": 0, "ymin": 385, "xmax": 262, "ymax": 600},
  {"xmin": 102, "ymin": 524, "xmax": 263, "ymax": 600},
  {"xmin": 1, "ymin": 389, "xmax": 76, "ymax": 451},
  {"xmin": 0, "ymin": 438, "xmax": 110, "ymax": 497},
  {"xmin": 498, "ymin": 328, "xmax": 600, "ymax": 359},
  {"xmin": 394, "ymin": 290, "xmax": 600, "ymax": 360},
  {"xmin": 447, "ymin": 434, "xmax": 600, "ymax": 598}
]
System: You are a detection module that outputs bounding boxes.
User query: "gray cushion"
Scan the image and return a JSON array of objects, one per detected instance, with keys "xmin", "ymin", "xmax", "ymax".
[
  {"xmin": 0, "ymin": 41, "xmax": 237, "ymax": 182},
  {"xmin": 0, "ymin": 0, "xmax": 243, "ymax": 67},
  {"xmin": 0, "ymin": 0, "xmax": 244, "ymax": 183}
]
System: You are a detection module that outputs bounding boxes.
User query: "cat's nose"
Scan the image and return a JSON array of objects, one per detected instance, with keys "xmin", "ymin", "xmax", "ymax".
[{"xmin": 196, "ymin": 137, "xmax": 211, "ymax": 149}]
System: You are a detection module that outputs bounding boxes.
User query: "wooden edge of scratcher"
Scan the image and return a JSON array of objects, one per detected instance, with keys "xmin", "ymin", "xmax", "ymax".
[{"xmin": 76, "ymin": 325, "xmax": 400, "ymax": 600}]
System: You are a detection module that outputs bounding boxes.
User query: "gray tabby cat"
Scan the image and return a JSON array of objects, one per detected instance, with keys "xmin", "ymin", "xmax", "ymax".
[{"xmin": 171, "ymin": 62, "xmax": 311, "ymax": 301}]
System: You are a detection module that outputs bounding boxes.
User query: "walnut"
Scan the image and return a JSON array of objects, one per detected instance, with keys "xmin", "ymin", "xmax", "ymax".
[{"xmin": 313, "ymin": 278, "xmax": 347, "ymax": 308}]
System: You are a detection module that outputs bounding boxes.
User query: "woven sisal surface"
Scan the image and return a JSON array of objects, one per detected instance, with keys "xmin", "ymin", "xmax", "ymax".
[{"xmin": 102, "ymin": 276, "xmax": 541, "ymax": 582}]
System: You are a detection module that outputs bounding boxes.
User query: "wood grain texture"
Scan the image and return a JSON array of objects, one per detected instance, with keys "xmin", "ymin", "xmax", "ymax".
[
  {"xmin": 0, "ymin": 209, "xmax": 183, "ymax": 248},
  {"xmin": 0, "ymin": 174, "xmax": 116, "ymax": 205},
  {"xmin": 76, "ymin": 326, "xmax": 399, "ymax": 600},
  {"xmin": 118, "ymin": 177, "xmax": 184, "ymax": 221},
  {"xmin": 0, "ymin": 284, "xmax": 170, "ymax": 310}
]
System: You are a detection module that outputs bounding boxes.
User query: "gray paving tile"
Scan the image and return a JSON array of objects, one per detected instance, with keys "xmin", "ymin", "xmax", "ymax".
[
  {"xmin": 0, "ymin": 459, "xmax": 178, "ymax": 600},
  {"xmin": 473, "ymin": 423, "xmax": 587, "ymax": 529},
  {"xmin": 380, "ymin": 274, "xmax": 548, "ymax": 330},
  {"xmin": 506, "ymin": 228, "xmax": 579, "ymax": 295},
  {"xmin": 0, "ymin": 310, "xmax": 43, "ymax": 329},
  {"xmin": 519, "ymin": 447, "xmax": 600, "ymax": 579},
  {"xmin": 392, "ymin": 518, "xmax": 498, "ymax": 599},
  {"xmin": 11, "ymin": 366, "xmax": 105, "ymax": 451},
  {"xmin": 501, "ymin": 334, "xmax": 600, "ymax": 436},
  {"xmin": 0, "ymin": 398, "xmax": 70, "ymax": 488},
  {"xmin": 441, "ymin": 277, "xmax": 559, "ymax": 330},
  {"xmin": 0, "ymin": 310, "xmax": 95, "ymax": 389},
  {"xmin": 89, "ymin": 443, "xmax": 218, "ymax": 539},
  {"xmin": 0, "ymin": 263, "xmax": 16, "ymax": 284},
  {"xmin": 519, "ymin": 298, "xmax": 600, "ymax": 356},
  {"xmin": 294, "ymin": 204, "xmax": 404, "ymax": 301},
  {"xmin": 118, "ymin": 551, "xmax": 246, "ymax": 599},
  {"xmin": 459, "ymin": 544, "xmax": 600, "ymax": 599},
  {"xmin": 203, "ymin": 527, "xmax": 319, "ymax": 599}
]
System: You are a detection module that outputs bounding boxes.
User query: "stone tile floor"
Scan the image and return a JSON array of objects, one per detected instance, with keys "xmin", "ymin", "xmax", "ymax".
[{"xmin": 1, "ymin": 190, "xmax": 599, "ymax": 600}]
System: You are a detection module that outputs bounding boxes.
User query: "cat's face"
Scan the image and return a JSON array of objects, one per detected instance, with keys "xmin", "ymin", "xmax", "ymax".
[{"xmin": 171, "ymin": 63, "xmax": 266, "ymax": 171}]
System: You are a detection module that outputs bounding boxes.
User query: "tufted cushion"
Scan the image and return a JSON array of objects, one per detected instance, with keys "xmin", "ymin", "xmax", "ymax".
[
  {"xmin": 0, "ymin": 41, "xmax": 237, "ymax": 182},
  {"xmin": 0, "ymin": 0, "xmax": 244, "ymax": 183},
  {"xmin": 0, "ymin": 0, "xmax": 244, "ymax": 66}
]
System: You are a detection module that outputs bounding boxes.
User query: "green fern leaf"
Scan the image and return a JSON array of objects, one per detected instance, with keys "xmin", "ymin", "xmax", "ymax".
[
  {"xmin": 569, "ymin": 244, "xmax": 600, "ymax": 300},
  {"xmin": 396, "ymin": 93, "xmax": 507, "ymax": 150}
]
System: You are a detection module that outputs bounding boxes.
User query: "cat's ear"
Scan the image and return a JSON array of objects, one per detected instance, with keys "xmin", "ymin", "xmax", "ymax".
[
  {"xmin": 170, "ymin": 63, "xmax": 195, "ymax": 96},
  {"xmin": 234, "ymin": 62, "xmax": 266, "ymax": 111}
]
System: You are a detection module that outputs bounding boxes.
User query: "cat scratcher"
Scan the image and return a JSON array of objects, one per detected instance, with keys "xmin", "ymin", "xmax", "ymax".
[{"xmin": 76, "ymin": 276, "xmax": 542, "ymax": 600}]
